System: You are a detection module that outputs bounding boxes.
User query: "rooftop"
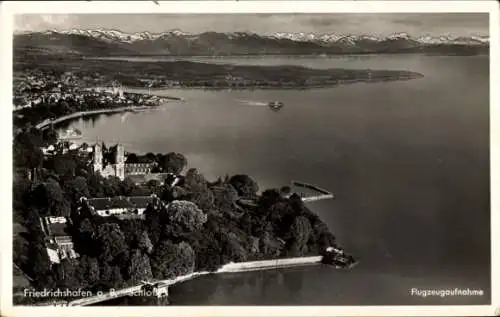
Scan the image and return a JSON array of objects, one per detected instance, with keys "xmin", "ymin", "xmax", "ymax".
[
  {"xmin": 86, "ymin": 196, "xmax": 154, "ymax": 211},
  {"xmin": 44, "ymin": 217, "xmax": 69, "ymax": 236}
]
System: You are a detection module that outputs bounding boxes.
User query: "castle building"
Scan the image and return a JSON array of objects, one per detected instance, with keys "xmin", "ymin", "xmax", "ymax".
[{"xmin": 92, "ymin": 143, "xmax": 155, "ymax": 181}]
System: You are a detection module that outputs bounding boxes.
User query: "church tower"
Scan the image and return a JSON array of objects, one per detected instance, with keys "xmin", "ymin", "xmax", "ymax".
[
  {"xmin": 115, "ymin": 143, "xmax": 125, "ymax": 180},
  {"xmin": 93, "ymin": 143, "xmax": 103, "ymax": 174}
]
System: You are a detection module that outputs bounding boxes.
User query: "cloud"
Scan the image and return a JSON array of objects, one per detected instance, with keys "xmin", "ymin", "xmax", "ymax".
[
  {"xmin": 391, "ymin": 18, "xmax": 423, "ymax": 27},
  {"xmin": 15, "ymin": 14, "xmax": 73, "ymax": 31},
  {"xmin": 13, "ymin": 13, "xmax": 488, "ymax": 37},
  {"xmin": 307, "ymin": 16, "xmax": 339, "ymax": 28}
]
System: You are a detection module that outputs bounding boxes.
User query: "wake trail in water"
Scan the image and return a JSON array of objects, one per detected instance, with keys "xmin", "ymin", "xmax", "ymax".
[{"xmin": 235, "ymin": 99, "xmax": 268, "ymax": 107}]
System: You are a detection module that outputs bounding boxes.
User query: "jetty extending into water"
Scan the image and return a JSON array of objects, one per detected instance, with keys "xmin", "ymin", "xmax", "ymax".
[{"xmin": 290, "ymin": 180, "xmax": 335, "ymax": 202}]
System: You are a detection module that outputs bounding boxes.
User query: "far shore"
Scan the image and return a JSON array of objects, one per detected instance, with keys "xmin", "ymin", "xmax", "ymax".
[{"xmin": 122, "ymin": 75, "xmax": 424, "ymax": 91}]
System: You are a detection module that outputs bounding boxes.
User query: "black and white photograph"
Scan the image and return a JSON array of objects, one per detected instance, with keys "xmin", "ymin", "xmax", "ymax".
[{"xmin": 1, "ymin": 1, "xmax": 498, "ymax": 315}]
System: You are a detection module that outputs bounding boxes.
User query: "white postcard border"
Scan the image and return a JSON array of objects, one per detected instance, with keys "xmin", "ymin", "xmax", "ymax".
[{"xmin": 0, "ymin": 1, "xmax": 497, "ymax": 316}]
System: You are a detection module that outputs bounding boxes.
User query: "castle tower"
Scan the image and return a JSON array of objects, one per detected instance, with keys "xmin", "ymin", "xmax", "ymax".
[
  {"xmin": 115, "ymin": 143, "xmax": 125, "ymax": 180},
  {"xmin": 93, "ymin": 143, "xmax": 103, "ymax": 174}
]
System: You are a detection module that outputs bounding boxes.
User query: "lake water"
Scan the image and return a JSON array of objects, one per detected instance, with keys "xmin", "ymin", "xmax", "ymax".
[{"xmin": 71, "ymin": 55, "xmax": 490, "ymax": 305}]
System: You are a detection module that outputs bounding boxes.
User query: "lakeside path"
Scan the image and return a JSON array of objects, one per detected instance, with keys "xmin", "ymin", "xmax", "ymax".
[
  {"xmin": 67, "ymin": 256, "xmax": 324, "ymax": 306},
  {"xmin": 35, "ymin": 105, "xmax": 161, "ymax": 130}
]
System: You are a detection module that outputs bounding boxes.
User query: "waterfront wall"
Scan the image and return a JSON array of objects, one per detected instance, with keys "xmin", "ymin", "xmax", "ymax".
[
  {"xmin": 67, "ymin": 256, "xmax": 323, "ymax": 306},
  {"xmin": 35, "ymin": 106, "xmax": 153, "ymax": 130},
  {"xmin": 217, "ymin": 256, "xmax": 323, "ymax": 273}
]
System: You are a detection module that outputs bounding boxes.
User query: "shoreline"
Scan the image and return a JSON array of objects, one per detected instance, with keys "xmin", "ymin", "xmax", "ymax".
[
  {"xmin": 120, "ymin": 75, "xmax": 424, "ymax": 91},
  {"xmin": 30, "ymin": 74, "xmax": 422, "ymax": 131},
  {"xmin": 66, "ymin": 256, "xmax": 326, "ymax": 306},
  {"xmin": 34, "ymin": 105, "xmax": 163, "ymax": 130}
]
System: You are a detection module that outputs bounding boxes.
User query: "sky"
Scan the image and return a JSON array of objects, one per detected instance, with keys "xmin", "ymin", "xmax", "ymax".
[{"xmin": 14, "ymin": 13, "xmax": 489, "ymax": 37}]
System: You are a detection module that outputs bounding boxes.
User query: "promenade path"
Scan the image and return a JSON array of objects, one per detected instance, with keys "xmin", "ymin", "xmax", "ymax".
[
  {"xmin": 67, "ymin": 256, "xmax": 323, "ymax": 306},
  {"xmin": 35, "ymin": 106, "xmax": 153, "ymax": 130}
]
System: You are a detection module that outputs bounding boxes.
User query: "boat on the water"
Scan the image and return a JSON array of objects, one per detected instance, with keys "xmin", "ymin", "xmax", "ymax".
[
  {"xmin": 268, "ymin": 101, "xmax": 284, "ymax": 111},
  {"xmin": 321, "ymin": 246, "xmax": 358, "ymax": 269}
]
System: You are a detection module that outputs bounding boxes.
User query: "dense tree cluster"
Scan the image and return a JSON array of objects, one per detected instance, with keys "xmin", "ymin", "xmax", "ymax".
[{"xmin": 13, "ymin": 129, "xmax": 338, "ymax": 303}]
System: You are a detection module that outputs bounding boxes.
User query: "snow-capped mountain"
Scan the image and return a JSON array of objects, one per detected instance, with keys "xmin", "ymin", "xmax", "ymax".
[
  {"xmin": 23, "ymin": 28, "xmax": 489, "ymax": 46},
  {"xmin": 271, "ymin": 31, "xmax": 488, "ymax": 46},
  {"xmin": 42, "ymin": 28, "xmax": 194, "ymax": 43},
  {"xmin": 14, "ymin": 28, "xmax": 489, "ymax": 56}
]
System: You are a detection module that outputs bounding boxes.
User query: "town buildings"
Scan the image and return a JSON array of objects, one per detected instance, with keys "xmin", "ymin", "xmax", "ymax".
[{"xmin": 40, "ymin": 216, "xmax": 79, "ymax": 264}]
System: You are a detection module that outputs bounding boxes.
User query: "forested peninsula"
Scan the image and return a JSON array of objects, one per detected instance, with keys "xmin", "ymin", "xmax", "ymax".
[
  {"xmin": 13, "ymin": 130, "xmax": 338, "ymax": 305},
  {"xmin": 16, "ymin": 54, "xmax": 424, "ymax": 90}
]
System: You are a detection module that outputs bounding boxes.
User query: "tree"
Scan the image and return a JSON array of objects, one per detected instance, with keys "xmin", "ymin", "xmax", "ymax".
[
  {"xmin": 13, "ymin": 233, "xmax": 30, "ymax": 269},
  {"xmin": 188, "ymin": 188, "xmax": 215, "ymax": 213},
  {"xmin": 286, "ymin": 216, "xmax": 313, "ymax": 256},
  {"xmin": 211, "ymin": 184, "xmax": 238, "ymax": 211},
  {"xmin": 13, "ymin": 176, "xmax": 32, "ymax": 212},
  {"xmin": 138, "ymin": 231, "xmax": 153, "ymax": 254},
  {"xmin": 145, "ymin": 152, "xmax": 157, "ymax": 162},
  {"xmin": 229, "ymin": 174, "xmax": 259, "ymax": 198},
  {"xmin": 54, "ymin": 258, "xmax": 79, "ymax": 290},
  {"xmin": 119, "ymin": 177, "xmax": 142, "ymax": 196},
  {"xmin": 160, "ymin": 152, "xmax": 187, "ymax": 174},
  {"xmin": 175, "ymin": 241, "xmax": 196, "ymax": 275},
  {"xmin": 73, "ymin": 218, "xmax": 98, "ymax": 256},
  {"xmin": 221, "ymin": 231, "xmax": 248, "ymax": 263},
  {"xmin": 165, "ymin": 200, "xmax": 207, "ymax": 233},
  {"xmin": 42, "ymin": 127, "xmax": 58, "ymax": 145},
  {"xmin": 22, "ymin": 207, "xmax": 47, "ymax": 245},
  {"xmin": 188, "ymin": 228, "xmax": 223, "ymax": 271},
  {"xmin": 144, "ymin": 206, "xmax": 162, "ymax": 245},
  {"xmin": 267, "ymin": 201, "xmax": 295, "ymax": 237},
  {"xmin": 125, "ymin": 153, "xmax": 138, "ymax": 164},
  {"xmin": 118, "ymin": 219, "xmax": 145, "ymax": 249},
  {"xmin": 259, "ymin": 231, "xmax": 284, "ymax": 258},
  {"xmin": 96, "ymin": 223, "xmax": 129, "ymax": 264},
  {"xmin": 280, "ymin": 186, "xmax": 292, "ymax": 196},
  {"xmin": 64, "ymin": 176, "xmax": 90, "ymax": 203},
  {"xmin": 52, "ymin": 155, "xmax": 77, "ymax": 180},
  {"xmin": 150, "ymin": 240, "xmax": 176, "ymax": 279},
  {"xmin": 99, "ymin": 262, "xmax": 124, "ymax": 290},
  {"xmin": 288, "ymin": 193, "xmax": 305, "ymax": 213},
  {"xmin": 103, "ymin": 176, "xmax": 121, "ymax": 197},
  {"xmin": 26, "ymin": 244, "xmax": 52, "ymax": 282},
  {"xmin": 185, "ymin": 168, "xmax": 206, "ymax": 188},
  {"xmin": 87, "ymin": 173, "xmax": 106, "ymax": 198},
  {"xmin": 77, "ymin": 256, "xmax": 100, "ymax": 288},
  {"xmin": 13, "ymin": 131, "xmax": 43, "ymax": 170},
  {"xmin": 258, "ymin": 189, "xmax": 282, "ymax": 209},
  {"xmin": 145, "ymin": 179, "xmax": 162, "ymax": 193},
  {"xmin": 128, "ymin": 249, "xmax": 153, "ymax": 283},
  {"xmin": 150, "ymin": 240, "xmax": 195, "ymax": 279},
  {"xmin": 30, "ymin": 179, "xmax": 71, "ymax": 217}
]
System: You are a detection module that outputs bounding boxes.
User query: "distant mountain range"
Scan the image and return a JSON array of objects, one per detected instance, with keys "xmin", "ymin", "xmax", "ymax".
[{"xmin": 14, "ymin": 29, "xmax": 489, "ymax": 56}]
